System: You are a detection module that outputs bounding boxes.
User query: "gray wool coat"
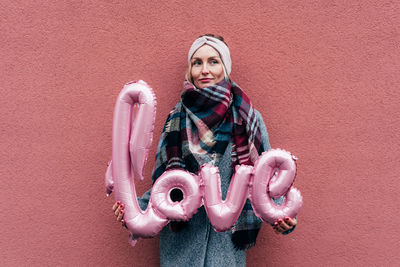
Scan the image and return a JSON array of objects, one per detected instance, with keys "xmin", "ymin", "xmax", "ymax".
[{"xmin": 137, "ymin": 111, "xmax": 292, "ymax": 266}]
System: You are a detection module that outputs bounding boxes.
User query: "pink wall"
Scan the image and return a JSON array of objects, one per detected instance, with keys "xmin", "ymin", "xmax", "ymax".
[{"xmin": 1, "ymin": 0, "xmax": 399, "ymax": 266}]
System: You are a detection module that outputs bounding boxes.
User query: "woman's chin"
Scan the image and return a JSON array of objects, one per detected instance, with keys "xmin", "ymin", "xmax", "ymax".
[{"xmin": 196, "ymin": 82, "xmax": 214, "ymax": 89}]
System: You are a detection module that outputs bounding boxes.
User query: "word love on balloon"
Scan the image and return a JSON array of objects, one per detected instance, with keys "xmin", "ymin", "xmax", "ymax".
[{"xmin": 105, "ymin": 80, "xmax": 303, "ymax": 246}]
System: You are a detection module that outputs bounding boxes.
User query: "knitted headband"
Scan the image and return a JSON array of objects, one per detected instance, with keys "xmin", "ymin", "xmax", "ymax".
[{"xmin": 188, "ymin": 36, "xmax": 232, "ymax": 75}]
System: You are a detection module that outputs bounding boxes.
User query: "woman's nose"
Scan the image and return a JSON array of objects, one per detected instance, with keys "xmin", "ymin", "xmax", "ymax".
[{"xmin": 201, "ymin": 64, "xmax": 209, "ymax": 74}]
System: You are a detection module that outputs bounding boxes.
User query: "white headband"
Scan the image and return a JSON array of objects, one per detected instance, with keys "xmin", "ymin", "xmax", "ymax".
[{"xmin": 188, "ymin": 36, "xmax": 232, "ymax": 75}]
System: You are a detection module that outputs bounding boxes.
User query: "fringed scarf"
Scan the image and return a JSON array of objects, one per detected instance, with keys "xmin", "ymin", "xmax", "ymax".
[{"xmin": 152, "ymin": 79, "xmax": 266, "ymax": 249}]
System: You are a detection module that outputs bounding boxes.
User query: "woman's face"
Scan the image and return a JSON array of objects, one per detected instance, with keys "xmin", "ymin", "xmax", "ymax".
[{"xmin": 190, "ymin": 45, "xmax": 225, "ymax": 89}]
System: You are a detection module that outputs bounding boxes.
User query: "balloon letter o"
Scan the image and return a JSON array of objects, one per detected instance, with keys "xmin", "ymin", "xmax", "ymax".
[{"xmin": 151, "ymin": 169, "xmax": 202, "ymax": 221}]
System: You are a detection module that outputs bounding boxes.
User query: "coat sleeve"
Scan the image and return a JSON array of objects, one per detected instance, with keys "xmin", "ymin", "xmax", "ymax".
[
  {"xmin": 254, "ymin": 110, "xmax": 271, "ymax": 151},
  {"xmin": 137, "ymin": 188, "xmax": 151, "ymax": 210}
]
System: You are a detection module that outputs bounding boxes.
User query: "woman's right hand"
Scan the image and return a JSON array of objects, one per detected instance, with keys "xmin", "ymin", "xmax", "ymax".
[{"xmin": 112, "ymin": 201, "xmax": 127, "ymax": 228}]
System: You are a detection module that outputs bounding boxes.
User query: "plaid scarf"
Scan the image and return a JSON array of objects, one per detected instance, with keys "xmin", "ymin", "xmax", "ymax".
[{"xmin": 152, "ymin": 79, "xmax": 266, "ymax": 249}]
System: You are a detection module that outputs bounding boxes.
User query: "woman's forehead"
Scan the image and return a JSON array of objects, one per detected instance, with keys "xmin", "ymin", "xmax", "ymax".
[{"xmin": 191, "ymin": 45, "xmax": 221, "ymax": 59}]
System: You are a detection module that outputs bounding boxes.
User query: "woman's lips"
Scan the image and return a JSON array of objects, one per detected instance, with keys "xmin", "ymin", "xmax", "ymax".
[{"xmin": 199, "ymin": 78, "xmax": 212, "ymax": 83}]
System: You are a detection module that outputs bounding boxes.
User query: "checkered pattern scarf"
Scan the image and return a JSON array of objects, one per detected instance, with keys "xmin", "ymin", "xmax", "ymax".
[{"xmin": 152, "ymin": 79, "xmax": 265, "ymax": 249}]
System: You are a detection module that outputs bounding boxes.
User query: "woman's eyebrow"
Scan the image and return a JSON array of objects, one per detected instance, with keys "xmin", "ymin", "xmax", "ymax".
[{"xmin": 191, "ymin": 56, "xmax": 221, "ymax": 60}]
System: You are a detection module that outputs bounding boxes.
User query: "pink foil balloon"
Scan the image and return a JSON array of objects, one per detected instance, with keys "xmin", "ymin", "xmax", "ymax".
[
  {"xmin": 126, "ymin": 80, "xmax": 157, "ymax": 181},
  {"xmin": 201, "ymin": 164, "xmax": 253, "ymax": 232},
  {"xmin": 107, "ymin": 80, "xmax": 303, "ymax": 244},
  {"xmin": 249, "ymin": 149, "xmax": 303, "ymax": 224},
  {"xmin": 266, "ymin": 150, "xmax": 297, "ymax": 198},
  {"xmin": 105, "ymin": 160, "xmax": 113, "ymax": 196},
  {"xmin": 111, "ymin": 80, "xmax": 168, "ymax": 243},
  {"xmin": 151, "ymin": 169, "xmax": 202, "ymax": 221}
]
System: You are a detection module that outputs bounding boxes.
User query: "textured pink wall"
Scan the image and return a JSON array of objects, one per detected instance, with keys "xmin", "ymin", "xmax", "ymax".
[{"xmin": 1, "ymin": 0, "xmax": 399, "ymax": 266}]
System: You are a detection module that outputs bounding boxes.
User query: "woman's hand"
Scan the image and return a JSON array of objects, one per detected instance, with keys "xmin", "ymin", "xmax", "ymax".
[
  {"xmin": 272, "ymin": 217, "xmax": 297, "ymax": 234},
  {"xmin": 112, "ymin": 201, "xmax": 127, "ymax": 228}
]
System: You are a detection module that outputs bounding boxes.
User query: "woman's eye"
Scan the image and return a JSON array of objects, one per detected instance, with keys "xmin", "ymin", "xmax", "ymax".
[
  {"xmin": 192, "ymin": 61, "xmax": 201, "ymax": 66},
  {"xmin": 211, "ymin": 60, "xmax": 219, "ymax": 64}
]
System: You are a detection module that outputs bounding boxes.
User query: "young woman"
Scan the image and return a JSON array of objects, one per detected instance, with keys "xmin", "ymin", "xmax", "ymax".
[{"xmin": 112, "ymin": 34, "xmax": 297, "ymax": 266}]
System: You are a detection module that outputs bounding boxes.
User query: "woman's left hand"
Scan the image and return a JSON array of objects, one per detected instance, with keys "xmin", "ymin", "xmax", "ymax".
[{"xmin": 272, "ymin": 217, "xmax": 297, "ymax": 234}]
